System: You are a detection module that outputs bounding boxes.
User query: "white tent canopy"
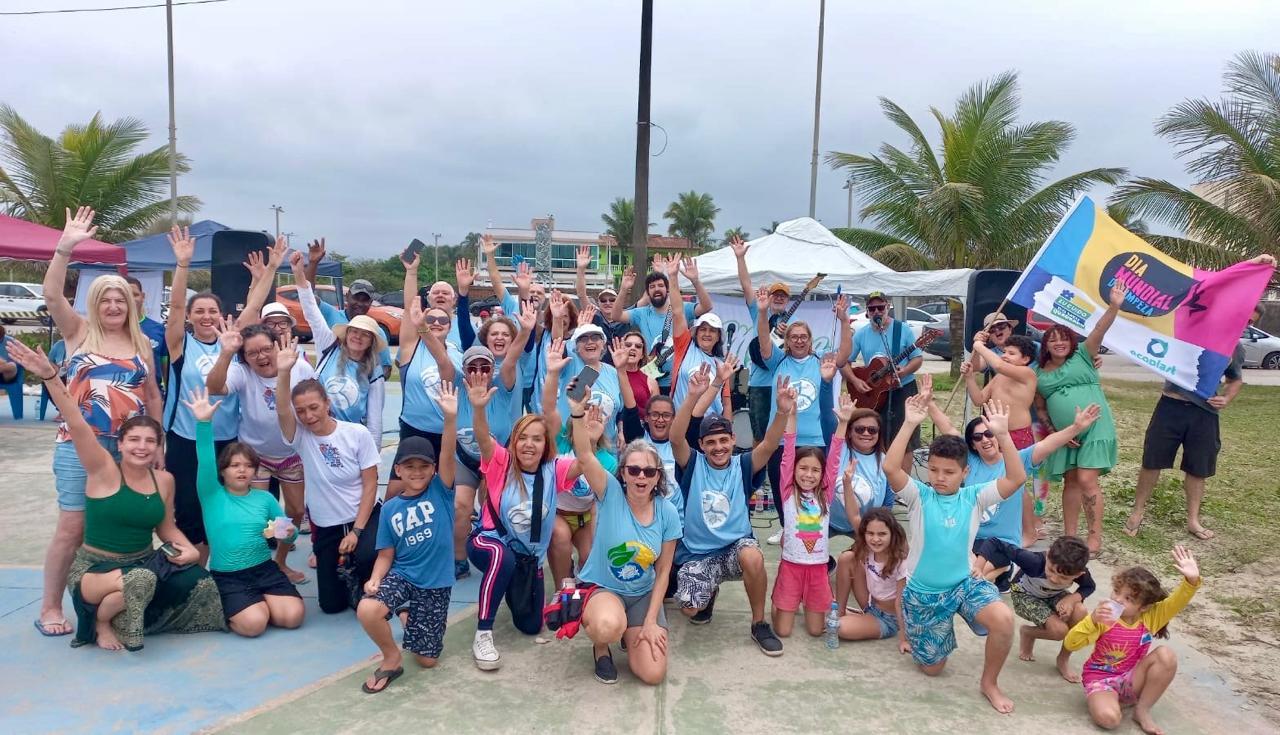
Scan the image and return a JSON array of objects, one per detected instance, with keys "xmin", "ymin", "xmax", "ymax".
[{"xmin": 682, "ymin": 216, "xmax": 973, "ymax": 298}]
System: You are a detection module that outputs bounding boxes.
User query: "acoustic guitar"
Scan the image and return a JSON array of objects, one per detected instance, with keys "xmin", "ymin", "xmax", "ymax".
[{"xmin": 848, "ymin": 327, "xmax": 943, "ymax": 409}]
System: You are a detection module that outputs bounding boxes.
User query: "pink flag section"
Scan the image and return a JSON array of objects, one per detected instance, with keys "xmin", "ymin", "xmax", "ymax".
[{"xmin": 1174, "ymin": 261, "xmax": 1273, "ymax": 357}]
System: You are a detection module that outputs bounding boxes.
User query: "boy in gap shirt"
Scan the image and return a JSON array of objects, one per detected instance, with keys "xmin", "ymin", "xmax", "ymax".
[
  {"xmin": 883, "ymin": 396, "xmax": 1025, "ymax": 714},
  {"xmin": 355, "ymin": 384, "xmax": 459, "ymax": 694}
]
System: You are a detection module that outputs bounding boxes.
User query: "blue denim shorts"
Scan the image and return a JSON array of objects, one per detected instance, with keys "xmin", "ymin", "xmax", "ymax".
[
  {"xmin": 867, "ymin": 601, "xmax": 899, "ymax": 639},
  {"xmin": 52, "ymin": 437, "xmax": 119, "ymax": 511}
]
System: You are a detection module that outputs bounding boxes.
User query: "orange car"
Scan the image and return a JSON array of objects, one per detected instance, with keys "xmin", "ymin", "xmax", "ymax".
[{"xmin": 274, "ymin": 284, "xmax": 403, "ymax": 345}]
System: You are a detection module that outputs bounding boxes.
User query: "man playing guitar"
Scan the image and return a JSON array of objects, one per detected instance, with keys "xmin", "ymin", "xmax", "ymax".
[{"xmin": 845, "ymin": 291, "xmax": 924, "ymax": 473}]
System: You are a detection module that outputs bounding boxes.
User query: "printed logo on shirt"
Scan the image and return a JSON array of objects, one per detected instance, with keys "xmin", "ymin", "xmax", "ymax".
[
  {"xmin": 792, "ymin": 378, "xmax": 817, "ymax": 412},
  {"xmin": 507, "ymin": 495, "xmax": 552, "ymax": 536},
  {"xmin": 418, "ymin": 364, "xmax": 444, "ymax": 400},
  {"xmin": 607, "ymin": 540, "xmax": 657, "ymax": 582},
  {"xmin": 318, "ymin": 442, "xmax": 343, "ymax": 468},
  {"xmin": 456, "ymin": 427, "xmax": 479, "ymax": 456},
  {"xmin": 195, "ymin": 352, "xmax": 218, "ymax": 378},
  {"xmin": 325, "ymin": 374, "xmax": 360, "ymax": 411},
  {"xmin": 390, "ymin": 499, "xmax": 436, "ymax": 546},
  {"xmin": 262, "ymin": 386, "xmax": 277, "ymax": 411},
  {"xmin": 700, "ymin": 489, "xmax": 731, "ymax": 529},
  {"xmin": 591, "ymin": 388, "xmax": 615, "ymax": 420}
]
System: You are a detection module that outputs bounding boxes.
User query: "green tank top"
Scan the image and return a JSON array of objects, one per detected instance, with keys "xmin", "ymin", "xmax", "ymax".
[{"xmin": 83, "ymin": 469, "xmax": 166, "ymax": 554}]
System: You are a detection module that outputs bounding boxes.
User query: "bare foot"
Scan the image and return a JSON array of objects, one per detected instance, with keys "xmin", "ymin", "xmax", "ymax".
[
  {"xmin": 981, "ymin": 682, "xmax": 1014, "ymax": 714},
  {"xmin": 95, "ymin": 620, "xmax": 124, "ymax": 651},
  {"xmin": 1055, "ymin": 651, "xmax": 1080, "ymax": 683},
  {"xmin": 1087, "ymin": 533, "xmax": 1102, "ymax": 556},
  {"xmin": 1021, "ymin": 533, "xmax": 1038, "ymax": 548},
  {"xmin": 1133, "ymin": 707, "xmax": 1164, "ymax": 735},
  {"xmin": 1018, "ymin": 626, "xmax": 1036, "ymax": 661},
  {"xmin": 1123, "ymin": 515, "xmax": 1143, "ymax": 537},
  {"xmin": 308, "ymin": 553, "xmax": 317, "ymax": 569},
  {"xmin": 281, "ymin": 566, "xmax": 307, "ymax": 584}
]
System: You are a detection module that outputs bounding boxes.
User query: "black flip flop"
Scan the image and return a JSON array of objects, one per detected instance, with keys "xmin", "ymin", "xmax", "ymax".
[{"xmin": 361, "ymin": 666, "xmax": 404, "ymax": 694}]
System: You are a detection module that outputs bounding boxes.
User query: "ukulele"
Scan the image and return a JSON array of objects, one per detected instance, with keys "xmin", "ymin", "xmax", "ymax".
[
  {"xmin": 847, "ymin": 327, "xmax": 943, "ymax": 409},
  {"xmin": 769, "ymin": 273, "xmax": 827, "ymax": 347}
]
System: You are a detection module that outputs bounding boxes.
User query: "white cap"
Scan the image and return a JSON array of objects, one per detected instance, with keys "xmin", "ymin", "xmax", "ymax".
[
  {"xmin": 692, "ymin": 312, "xmax": 723, "ymax": 331},
  {"xmin": 572, "ymin": 323, "xmax": 606, "ymax": 341},
  {"xmin": 261, "ymin": 302, "xmax": 295, "ymax": 326}
]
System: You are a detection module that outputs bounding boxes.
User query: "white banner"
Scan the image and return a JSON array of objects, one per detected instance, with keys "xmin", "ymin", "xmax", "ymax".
[{"xmin": 708, "ymin": 295, "xmax": 841, "ymax": 363}]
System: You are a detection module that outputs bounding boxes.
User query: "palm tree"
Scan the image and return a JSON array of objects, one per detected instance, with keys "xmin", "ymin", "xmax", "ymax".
[
  {"xmin": 601, "ymin": 197, "xmax": 635, "ymax": 249},
  {"xmin": 1110, "ymin": 51, "xmax": 1280, "ymax": 268},
  {"xmin": 1105, "ymin": 202, "xmax": 1150, "ymax": 237},
  {"xmin": 0, "ymin": 105, "xmax": 200, "ymax": 242},
  {"xmin": 664, "ymin": 191, "xmax": 720, "ymax": 250},
  {"xmin": 826, "ymin": 71, "xmax": 1125, "ymax": 372},
  {"xmin": 721, "ymin": 226, "xmax": 750, "ymax": 245},
  {"xmin": 761, "ymin": 220, "xmax": 781, "ymax": 235}
]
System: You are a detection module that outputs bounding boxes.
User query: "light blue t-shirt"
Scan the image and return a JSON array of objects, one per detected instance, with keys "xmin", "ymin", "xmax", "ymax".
[
  {"xmin": 556, "ymin": 358, "xmax": 622, "ymax": 446},
  {"xmin": 851, "ymin": 321, "xmax": 922, "ymax": 388},
  {"xmin": 899, "ymin": 478, "xmax": 1002, "ymax": 593},
  {"xmin": 967, "ymin": 446, "xmax": 1039, "ymax": 548},
  {"xmin": 761, "ymin": 351, "xmax": 824, "ymax": 446},
  {"xmin": 673, "ymin": 346, "xmax": 725, "ymax": 417},
  {"xmin": 318, "ymin": 301, "xmax": 394, "ymax": 372},
  {"xmin": 649, "ymin": 434, "xmax": 684, "ymax": 517},
  {"xmin": 579, "ymin": 474, "xmax": 683, "ymax": 597},
  {"xmin": 164, "ymin": 333, "xmax": 240, "ymax": 440},
  {"xmin": 315, "ymin": 344, "xmax": 382, "ymax": 425},
  {"xmin": 399, "ymin": 340, "xmax": 463, "ymax": 433},
  {"xmin": 625, "ymin": 302, "xmax": 697, "ymax": 387},
  {"xmin": 455, "ymin": 361, "xmax": 523, "ymax": 457},
  {"xmin": 376, "ymin": 477, "xmax": 455, "ymax": 589},
  {"xmin": 479, "ymin": 458, "xmax": 563, "ymax": 564},
  {"xmin": 746, "ymin": 302, "xmax": 790, "ymax": 389},
  {"xmin": 677, "ymin": 452, "xmax": 758, "ymax": 560},
  {"xmin": 830, "ymin": 445, "xmax": 891, "ymax": 534},
  {"xmin": 500, "ymin": 292, "xmax": 537, "ymax": 391}
]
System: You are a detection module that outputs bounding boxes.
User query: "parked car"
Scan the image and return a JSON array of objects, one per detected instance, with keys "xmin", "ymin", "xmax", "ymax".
[
  {"xmin": 0, "ymin": 282, "xmax": 45, "ymax": 323},
  {"xmin": 1240, "ymin": 325, "xmax": 1280, "ymax": 369},
  {"xmin": 275, "ymin": 284, "xmax": 402, "ymax": 345},
  {"xmin": 376, "ymin": 291, "xmax": 404, "ymax": 309},
  {"xmin": 915, "ymin": 301, "xmax": 952, "ymax": 319}
]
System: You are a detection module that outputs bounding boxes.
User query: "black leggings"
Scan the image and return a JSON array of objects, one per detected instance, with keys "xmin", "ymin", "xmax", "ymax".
[
  {"xmin": 167, "ymin": 430, "xmax": 237, "ymax": 545},
  {"xmin": 312, "ymin": 504, "xmax": 382, "ymax": 614}
]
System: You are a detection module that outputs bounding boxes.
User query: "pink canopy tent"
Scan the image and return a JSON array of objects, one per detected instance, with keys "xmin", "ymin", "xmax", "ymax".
[{"xmin": 0, "ymin": 213, "xmax": 125, "ymax": 265}]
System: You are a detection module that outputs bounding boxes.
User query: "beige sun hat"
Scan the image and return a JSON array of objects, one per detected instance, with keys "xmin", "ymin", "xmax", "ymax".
[{"xmin": 333, "ymin": 314, "xmax": 388, "ymax": 352}]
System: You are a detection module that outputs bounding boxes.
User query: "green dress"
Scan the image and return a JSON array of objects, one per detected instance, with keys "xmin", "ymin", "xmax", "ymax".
[{"xmin": 1036, "ymin": 349, "xmax": 1117, "ymax": 480}]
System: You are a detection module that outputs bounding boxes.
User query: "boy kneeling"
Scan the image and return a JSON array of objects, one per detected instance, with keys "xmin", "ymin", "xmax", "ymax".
[
  {"xmin": 357, "ymin": 385, "xmax": 459, "ymax": 693},
  {"xmin": 884, "ymin": 396, "xmax": 1025, "ymax": 714}
]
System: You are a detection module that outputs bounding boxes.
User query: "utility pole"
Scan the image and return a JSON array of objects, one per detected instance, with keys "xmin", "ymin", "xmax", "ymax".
[
  {"xmin": 270, "ymin": 205, "xmax": 284, "ymax": 238},
  {"xmin": 432, "ymin": 232, "xmax": 442, "ymax": 277},
  {"xmin": 844, "ymin": 178, "xmax": 853, "ymax": 228},
  {"xmin": 631, "ymin": 0, "xmax": 653, "ymax": 300},
  {"xmin": 807, "ymin": 0, "xmax": 826, "ymax": 219},
  {"xmin": 165, "ymin": 0, "xmax": 178, "ymax": 226}
]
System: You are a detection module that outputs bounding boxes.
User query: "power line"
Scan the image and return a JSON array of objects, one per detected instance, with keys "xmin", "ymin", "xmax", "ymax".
[{"xmin": 0, "ymin": 0, "xmax": 229, "ymax": 16}]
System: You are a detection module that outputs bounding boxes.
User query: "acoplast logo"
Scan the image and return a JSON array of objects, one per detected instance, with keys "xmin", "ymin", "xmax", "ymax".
[
  {"xmin": 1100, "ymin": 253, "xmax": 1196, "ymax": 318},
  {"xmin": 1146, "ymin": 339, "xmax": 1169, "ymax": 358},
  {"xmin": 1128, "ymin": 339, "xmax": 1177, "ymax": 376}
]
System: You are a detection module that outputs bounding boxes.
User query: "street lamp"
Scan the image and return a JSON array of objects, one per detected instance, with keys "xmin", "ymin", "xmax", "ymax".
[
  {"xmin": 270, "ymin": 205, "xmax": 284, "ymax": 238},
  {"xmin": 844, "ymin": 178, "xmax": 854, "ymax": 228},
  {"xmin": 432, "ymin": 232, "xmax": 442, "ymax": 276}
]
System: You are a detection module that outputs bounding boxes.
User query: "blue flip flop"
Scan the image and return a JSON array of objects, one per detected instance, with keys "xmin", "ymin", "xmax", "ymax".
[{"xmin": 34, "ymin": 618, "xmax": 72, "ymax": 637}]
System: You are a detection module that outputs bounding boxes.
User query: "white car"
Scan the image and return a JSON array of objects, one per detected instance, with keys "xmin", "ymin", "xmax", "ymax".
[
  {"xmin": 0, "ymin": 282, "xmax": 45, "ymax": 324},
  {"xmin": 1240, "ymin": 325, "xmax": 1280, "ymax": 370}
]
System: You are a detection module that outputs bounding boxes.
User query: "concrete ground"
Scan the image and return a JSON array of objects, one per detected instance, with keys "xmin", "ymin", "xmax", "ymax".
[{"xmin": 0, "ymin": 387, "xmax": 1273, "ymax": 734}]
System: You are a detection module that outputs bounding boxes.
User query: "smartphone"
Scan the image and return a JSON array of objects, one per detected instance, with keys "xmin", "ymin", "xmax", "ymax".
[
  {"xmin": 401, "ymin": 238, "xmax": 427, "ymax": 263},
  {"xmin": 568, "ymin": 365, "xmax": 599, "ymax": 401},
  {"xmin": 158, "ymin": 542, "xmax": 180, "ymax": 559}
]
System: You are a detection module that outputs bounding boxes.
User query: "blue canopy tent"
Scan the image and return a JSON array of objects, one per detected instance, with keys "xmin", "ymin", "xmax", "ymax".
[{"xmin": 119, "ymin": 220, "xmax": 343, "ymax": 277}]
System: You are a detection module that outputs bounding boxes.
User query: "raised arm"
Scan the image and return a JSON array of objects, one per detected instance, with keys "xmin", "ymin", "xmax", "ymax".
[
  {"xmin": 569, "ymin": 390, "xmax": 609, "ymax": 498},
  {"xmin": 274, "ymin": 334, "xmax": 301, "ymax": 443},
  {"xmin": 290, "ymin": 251, "xmax": 337, "ymax": 353},
  {"xmin": 183, "ymin": 388, "xmax": 226, "ymax": 503},
  {"xmin": 234, "ymin": 235, "xmax": 287, "ymax": 329},
  {"xmin": 1085, "ymin": 281, "xmax": 1127, "ymax": 358},
  {"xmin": 540, "ymin": 338, "xmax": 571, "ymax": 431},
  {"xmin": 436, "ymin": 381, "xmax": 459, "ymax": 488},
  {"xmin": 670, "ymin": 363, "xmax": 711, "ymax": 467},
  {"xmin": 500, "ymin": 301, "xmax": 536, "ymax": 391},
  {"xmin": 204, "ymin": 316, "xmax": 242, "ymax": 396},
  {"xmin": 884, "ymin": 394, "xmax": 928, "ymax": 493},
  {"xmin": 398, "ymin": 253, "xmax": 422, "ymax": 365},
  {"xmin": 685, "ymin": 257, "xmax": 713, "ymax": 317},
  {"xmin": 465, "ymin": 370, "xmax": 499, "ymax": 462},
  {"xmin": 574, "ymin": 245, "xmax": 593, "ymax": 307},
  {"xmin": 729, "ymin": 236, "xmax": 753, "ymax": 306},
  {"xmin": 751, "ymin": 375, "xmax": 795, "ymax": 472},
  {"xmin": 610, "ymin": 266, "xmax": 634, "ymax": 324},
  {"xmin": 753, "ymin": 286, "xmax": 775, "ymax": 363},
  {"xmin": 482, "ymin": 234, "xmax": 510, "ymax": 303},
  {"xmin": 960, "ymin": 358, "xmax": 991, "ymax": 407},
  {"xmin": 972, "ymin": 332, "xmax": 1035, "ymax": 382},
  {"xmin": 42, "ymin": 207, "xmax": 97, "ymax": 348},
  {"xmin": 7, "ymin": 339, "xmax": 114, "ymax": 475},
  {"xmin": 982, "ymin": 399, "xmax": 1027, "ymax": 498},
  {"xmin": 304, "ymin": 238, "xmax": 326, "ymax": 288},
  {"xmin": 833, "ymin": 295, "xmax": 853, "ymax": 365},
  {"xmin": 1030, "ymin": 404, "xmax": 1101, "ymax": 465},
  {"xmin": 669, "ymin": 257, "xmax": 689, "ymax": 337},
  {"xmin": 166, "ymin": 224, "xmax": 195, "ymax": 360}
]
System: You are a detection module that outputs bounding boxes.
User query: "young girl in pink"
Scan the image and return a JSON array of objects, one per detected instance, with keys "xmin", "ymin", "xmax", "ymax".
[
  {"xmin": 838, "ymin": 507, "xmax": 909, "ymax": 652},
  {"xmin": 1064, "ymin": 546, "xmax": 1201, "ymax": 735},
  {"xmin": 769, "ymin": 406, "xmax": 842, "ymax": 637}
]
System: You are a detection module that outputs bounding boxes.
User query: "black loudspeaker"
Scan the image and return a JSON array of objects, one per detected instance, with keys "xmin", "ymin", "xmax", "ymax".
[
  {"xmin": 964, "ymin": 269, "xmax": 1029, "ymax": 345},
  {"xmin": 210, "ymin": 230, "xmax": 274, "ymax": 319}
]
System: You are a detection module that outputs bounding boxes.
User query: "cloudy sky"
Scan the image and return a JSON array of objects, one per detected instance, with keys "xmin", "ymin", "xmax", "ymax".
[{"xmin": 3, "ymin": 0, "xmax": 1277, "ymax": 257}]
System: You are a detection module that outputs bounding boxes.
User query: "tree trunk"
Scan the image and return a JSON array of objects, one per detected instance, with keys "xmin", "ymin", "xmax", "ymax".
[{"xmin": 949, "ymin": 299, "xmax": 964, "ymax": 378}]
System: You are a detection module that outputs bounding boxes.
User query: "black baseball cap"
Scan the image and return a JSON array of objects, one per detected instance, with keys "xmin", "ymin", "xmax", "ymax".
[
  {"xmin": 699, "ymin": 413, "xmax": 735, "ymax": 440},
  {"xmin": 394, "ymin": 436, "xmax": 436, "ymax": 465}
]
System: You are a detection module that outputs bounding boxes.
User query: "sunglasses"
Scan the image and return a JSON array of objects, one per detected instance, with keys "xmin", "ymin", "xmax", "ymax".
[
  {"xmin": 989, "ymin": 323, "xmax": 1011, "ymax": 332},
  {"xmin": 422, "ymin": 315, "xmax": 450, "ymax": 326},
  {"xmin": 624, "ymin": 465, "xmax": 661, "ymax": 478},
  {"xmin": 852, "ymin": 425, "xmax": 879, "ymax": 436},
  {"xmin": 624, "ymin": 342, "xmax": 646, "ymax": 350},
  {"xmin": 866, "ymin": 304, "xmax": 888, "ymax": 312},
  {"xmin": 465, "ymin": 363, "xmax": 493, "ymax": 374},
  {"xmin": 971, "ymin": 430, "xmax": 996, "ymax": 441}
]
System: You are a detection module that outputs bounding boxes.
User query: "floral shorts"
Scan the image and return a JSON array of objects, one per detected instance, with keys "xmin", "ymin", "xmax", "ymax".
[{"xmin": 1084, "ymin": 669, "xmax": 1137, "ymax": 704}]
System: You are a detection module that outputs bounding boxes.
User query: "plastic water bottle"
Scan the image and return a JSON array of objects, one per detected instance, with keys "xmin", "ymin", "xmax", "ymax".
[
  {"xmin": 560, "ymin": 577, "xmax": 574, "ymax": 606},
  {"xmin": 824, "ymin": 601, "xmax": 840, "ymax": 650}
]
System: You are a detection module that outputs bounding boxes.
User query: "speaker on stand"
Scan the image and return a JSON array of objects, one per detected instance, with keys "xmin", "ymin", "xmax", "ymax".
[{"xmin": 210, "ymin": 230, "xmax": 275, "ymax": 320}]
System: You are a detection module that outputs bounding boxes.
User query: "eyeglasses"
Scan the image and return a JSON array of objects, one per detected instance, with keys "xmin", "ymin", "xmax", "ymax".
[
  {"xmin": 647, "ymin": 411, "xmax": 674, "ymax": 421},
  {"xmin": 972, "ymin": 430, "xmax": 995, "ymax": 440},
  {"xmin": 989, "ymin": 323, "xmax": 1011, "ymax": 332},
  {"xmin": 866, "ymin": 304, "xmax": 887, "ymax": 312},
  {"xmin": 264, "ymin": 319, "xmax": 292, "ymax": 328},
  {"xmin": 851, "ymin": 425, "xmax": 879, "ymax": 436},
  {"xmin": 422, "ymin": 315, "xmax": 450, "ymax": 326},
  {"xmin": 465, "ymin": 363, "xmax": 493, "ymax": 374},
  {"xmin": 244, "ymin": 347, "xmax": 273, "ymax": 359},
  {"xmin": 624, "ymin": 465, "xmax": 661, "ymax": 478},
  {"xmin": 577, "ymin": 334, "xmax": 604, "ymax": 343}
]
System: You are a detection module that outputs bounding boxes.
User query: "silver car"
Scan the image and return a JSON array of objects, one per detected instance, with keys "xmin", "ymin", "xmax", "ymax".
[{"xmin": 1241, "ymin": 325, "xmax": 1280, "ymax": 369}]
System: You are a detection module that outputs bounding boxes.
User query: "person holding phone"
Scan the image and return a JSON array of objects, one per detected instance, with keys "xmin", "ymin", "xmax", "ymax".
[
  {"xmin": 7, "ymin": 339, "xmax": 225, "ymax": 651},
  {"xmin": 551, "ymin": 299, "xmax": 622, "ymax": 446}
]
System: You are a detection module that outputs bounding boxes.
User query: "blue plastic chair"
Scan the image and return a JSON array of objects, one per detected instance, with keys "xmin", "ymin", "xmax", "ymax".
[
  {"xmin": 38, "ymin": 340, "xmax": 67, "ymax": 421},
  {"xmin": 0, "ymin": 363, "xmax": 23, "ymax": 419}
]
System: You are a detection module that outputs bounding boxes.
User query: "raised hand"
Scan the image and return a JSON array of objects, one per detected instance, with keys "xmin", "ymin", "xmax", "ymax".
[
  {"xmin": 1171, "ymin": 545, "xmax": 1200, "ymax": 583},
  {"xmin": 545, "ymin": 338, "xmax": 571, "ymax": 374},
  {"xmin": 578, "ymin": 303, "xmax": 598, "ymax": 328},
  {"xmin": 437, "ymin": 379, "xmax": 459, "ymax": 419},
  {"xmin": 609, "ymin": 336, "xmax": 629, "ymax": 367},
  {"xmin": 514, "ymin": 261, "xmax": 534, "ymax": 292},
  {"xmin": 548, "ymin": 290, "xmax": 568, "ymax": 321},
  {"xmin": 916, "ymin": 372, "xmax": 934, "ymax": 404},
  {"xmin": 181, "ymin": 387, "xmax": 223, "ymax": 423},
  {"xmin": 715, "ymin": 353, "xmax": 739, "ymax": 385},
  {"xmin": 575, "ymin": 244, "xmax": 591, "ymax": 270},
  {"xmin": 1108, "ymin": 280, "xmax": 1128, "ymax": 309},
  {"xmin": 833, "ymin": 294, "xmax": 848, "ymax": 316},
  {"xmin": 904, "ymin": 394, "xmax": 929, "ymax": 425},
  {"xmin": 755, "ymin": 286, "xmax": 770, "ymax": 311},
  {"xmin": 268, "ymin": 234, "xmax": 289, "ymax": 267},
  {"xmin": 307, "ymin": 238, "xmax": 327, "ymax": 266},
  {"xmin": 584, "ymin": 402, "xmax": 605, "ymax": 441},
  {"xmin": 517, "ymin": 300, "xmax": 538, "ymax": 332},
  {"xmin": 456, "ymin": 258, "xmax": 475, "ymax": 294},
  {"xmin": 402, "ymin": 251, "xmax": 420, "ymax": 272},
  {"xmin": 620, "ymin": 265, "xmax": 636, "ymax": 293},
  {"xmin": 775, "ymin": 378, "xmax": 798, "ymax": 415},
  {"xmin": 835, "ymin": 392, "xmax": 855, "ymax": 423},
  {"xmin": 58, "ymin": 206, "xmax": 99, "ymax": 251},
  {"xmin": 687, "ymin": 363, "xmax": 712, "ymax": 397},
  {"xmin": 983, "ymin": 398, "xmax": 1010, "ymax": 436},
  {"xmin": 465, "ymin": 370, "xmax": 497, "ymax": 407},
  {"xmin": 214, "ymin": 315, "xmax": 242, "ymax": 352},
  {"xmin": 679, "ymin": 257, "xmax": 699, "ymax": 282},
  {"xmin": 243, "ymin": 249, "xmax": 269, "ymax": 281},
  {"xmin": 819, "ymin": 352, "xmax": 838, "ymax": 382},
  {"xmin": 481, "ymin": 233, "xmax": 498, "ymax": 257},
  {"xmin": 406, "ymin": 297, "xmax": 425, "ymax": 331},
  {"xmin": 1071, "ymin": 403, "xmax": 1101, "ymax": 432},
  {"xmin": 168, "ymin": 224, "xmax": 194, "ymax": 267},
  {"xmin": 3, "ymin": 337, "xmax": 56, "ymax": 379},
  {"xmin": 729, "ymin": 235, "xmax": 748, "ymax": 259},
  {"xmin": 973, "ymin": 330, "xmax": 990, "ymax": 350},
  {"xmin": 276, "ymin": 334, "xmax": 299, "ymax": 371},
  {"xmin": 565, "ymin": 379, "xmax": 589, "ymax": 417}
]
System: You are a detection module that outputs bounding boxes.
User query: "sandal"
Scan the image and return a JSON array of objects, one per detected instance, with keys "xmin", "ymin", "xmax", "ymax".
[
  {"xmin": 1188, "ymin": 527, "xmax": 1216, "ymax": 541},
  {"xmin": 33, "ymin": 618, "xmax": 73, "ymax": 637},
  {"xmin": 361, "ymin": 666, "xmax": 404, "ymax": 694},
  {"xmin": 1122, "ymin": 518, "xmax": 1143, "ymax": 538}
]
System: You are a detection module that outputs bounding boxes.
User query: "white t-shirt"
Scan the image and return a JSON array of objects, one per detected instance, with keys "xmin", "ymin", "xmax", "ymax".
[
  {"xmin": 290, "ymin": 420, "xmax": 380, "ymax": 527},
  {"xmin": 224, "ymin": 361, "xmax": 315, "ymax": 459}
]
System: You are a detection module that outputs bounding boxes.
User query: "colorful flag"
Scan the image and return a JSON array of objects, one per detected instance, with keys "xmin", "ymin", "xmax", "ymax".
[{"xmin": 1007, "ymin": 196, "xmax": 1272, "ymax": 398}]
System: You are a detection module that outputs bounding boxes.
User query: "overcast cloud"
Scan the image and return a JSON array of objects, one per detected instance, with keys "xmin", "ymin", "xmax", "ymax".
[{"xmin": 2, "ymin": 0, "xmax": 1277, "ymax": 256}]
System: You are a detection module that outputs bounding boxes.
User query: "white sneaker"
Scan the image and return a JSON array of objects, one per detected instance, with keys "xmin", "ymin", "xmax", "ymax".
[
  {"xmin": 473, "ymin": 630, "xmax": 501, "ymax": 671},
  {"xmin": 766, "ymin": 530, "xmax": 783, "ymax": 545}
]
